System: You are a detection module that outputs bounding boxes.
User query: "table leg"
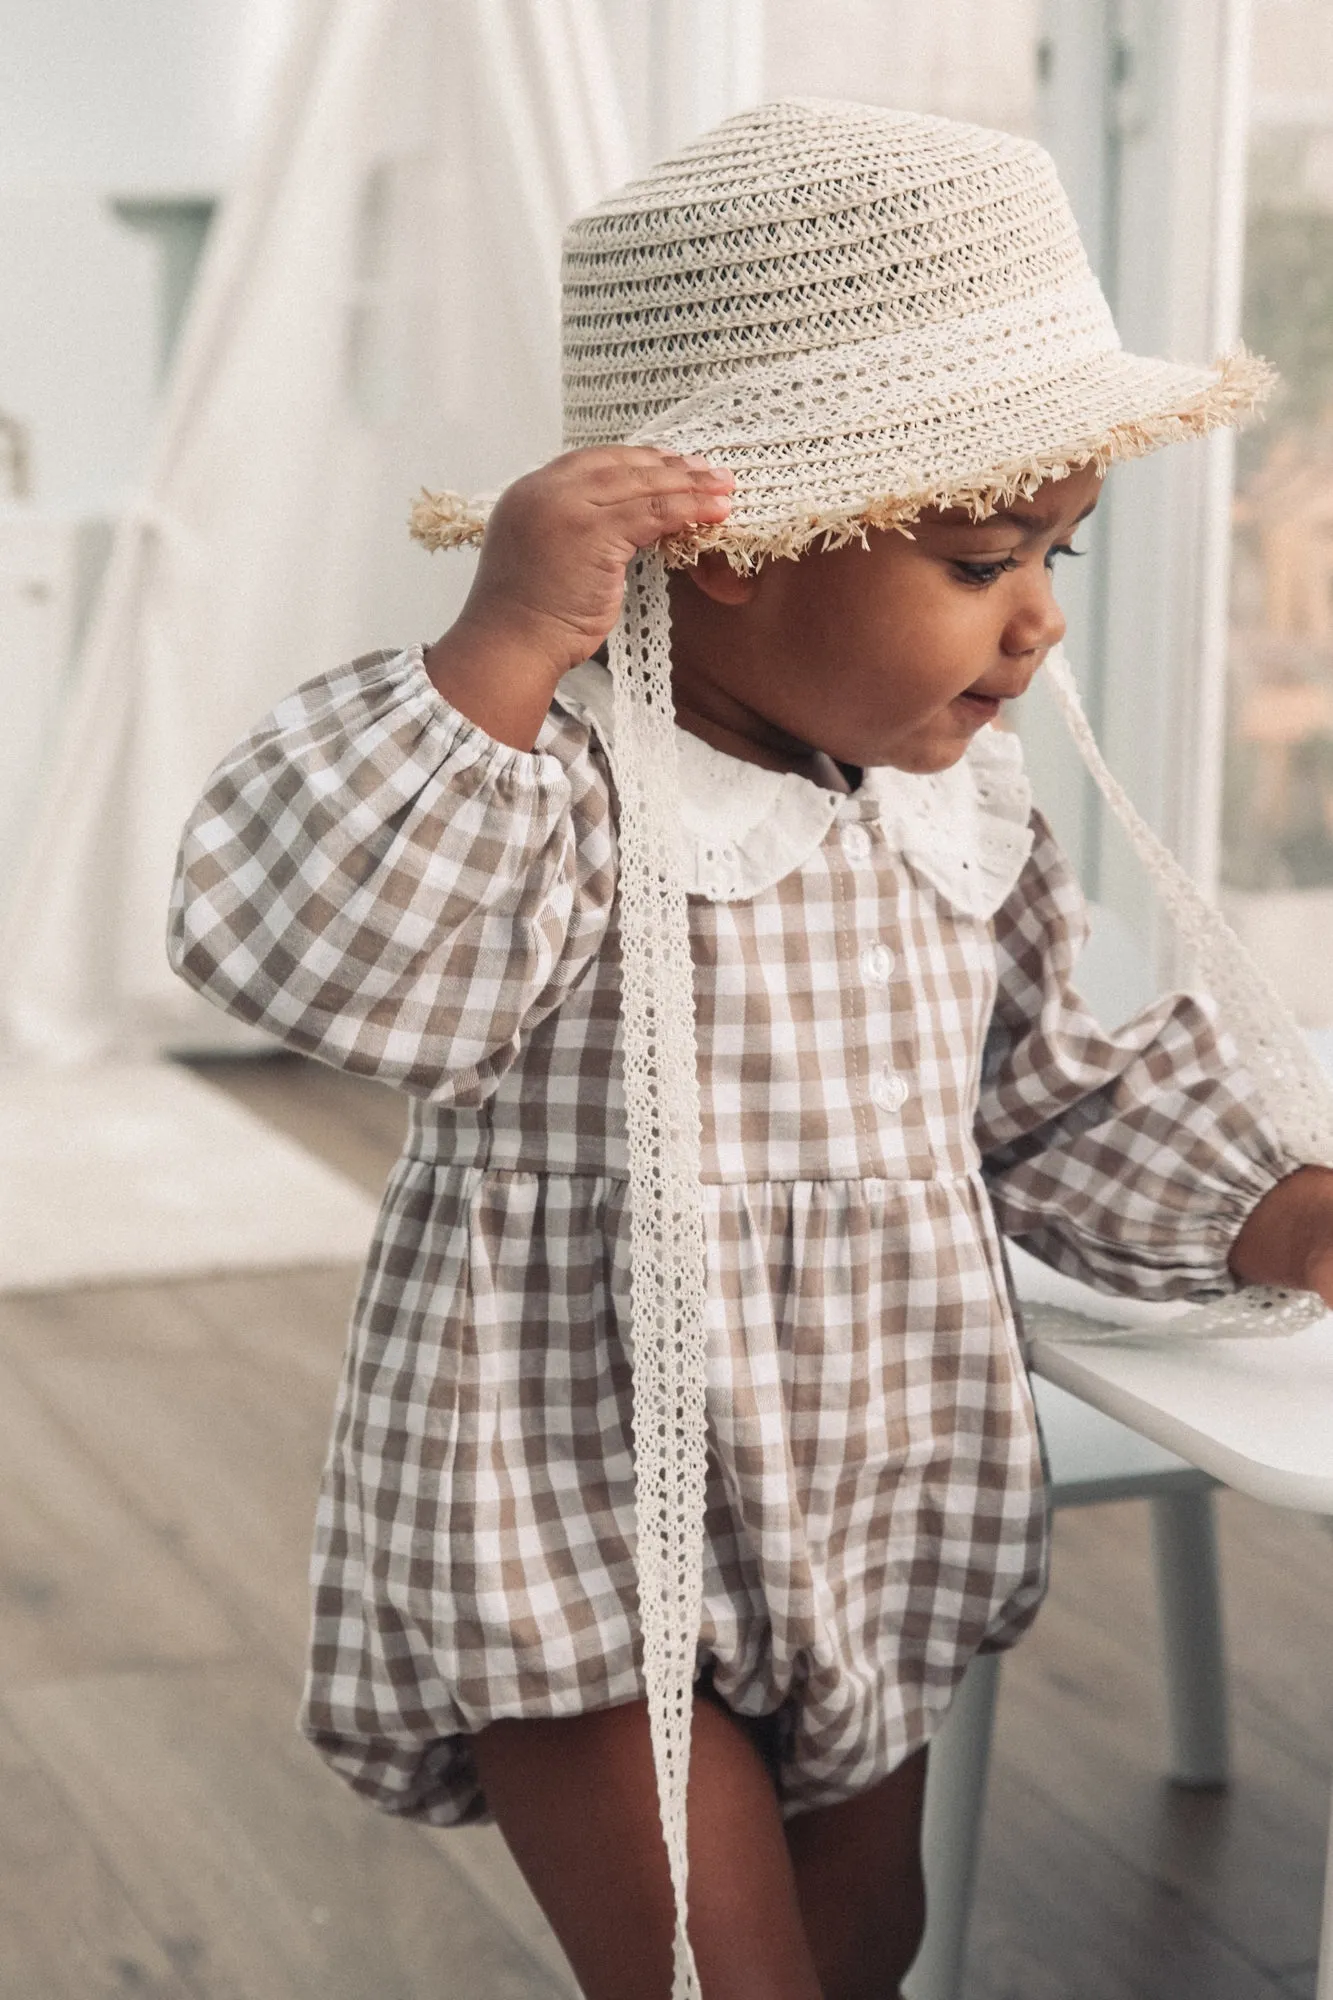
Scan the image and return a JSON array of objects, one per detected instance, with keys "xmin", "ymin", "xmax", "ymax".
[
  {"xmin": 1312, "ymin": 1792, "xmax": 1320, "ymax": 2000},
  {"xmin": 906, "ymin": 1652, "xmax": 1002, "ymax": 2000}
]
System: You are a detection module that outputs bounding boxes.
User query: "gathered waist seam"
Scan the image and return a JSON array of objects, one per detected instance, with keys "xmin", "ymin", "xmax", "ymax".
[{"xmin": 396, "ymin": 1157, "xmax": 985, "ymax": 1190}]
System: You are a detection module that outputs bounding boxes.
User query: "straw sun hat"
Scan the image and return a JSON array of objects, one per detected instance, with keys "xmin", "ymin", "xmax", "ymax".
[
  {"xmin": 411, "ymin": 97, "xmax": 1269, "ymax": 561},
  {"xmin": 409, "ymin": 101, "xmax": 1323, "ymax": 1998}
]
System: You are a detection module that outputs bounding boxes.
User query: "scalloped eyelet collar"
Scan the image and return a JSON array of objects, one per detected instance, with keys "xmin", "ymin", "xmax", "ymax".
[{"xmin": 555, "ymin": 659, "xmax": 1034, "ymax": 916}]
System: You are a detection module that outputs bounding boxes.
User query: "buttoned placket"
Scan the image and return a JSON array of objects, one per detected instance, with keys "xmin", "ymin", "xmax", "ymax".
[{"xmin": 833, "ymin": 799, "xmax": 916, "ymax": 1145}]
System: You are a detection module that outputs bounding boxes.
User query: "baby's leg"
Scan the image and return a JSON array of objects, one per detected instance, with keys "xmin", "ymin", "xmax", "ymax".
[
  {"xmin": 784, "ymin": 1748, "xmax": 929, "ymax": 2000},
  {"xmin": 473, "ymin": 1695, "xmax": 929, "ymax": 2000},
  {"xmin": 472, "ymin": 1692, "xmax": 823, "ymax": 2000}
]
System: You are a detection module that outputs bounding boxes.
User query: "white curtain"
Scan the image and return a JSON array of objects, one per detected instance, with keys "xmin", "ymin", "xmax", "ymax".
[{"xmin": 1, "ymin": 0, "xmax": 765, "ymax": 1064}]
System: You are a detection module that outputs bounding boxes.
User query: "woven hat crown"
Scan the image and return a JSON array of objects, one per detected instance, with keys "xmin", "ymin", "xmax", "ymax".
[{"xmin": 561, "ymin": 98, "xmax": 1094, "ymax": 447}]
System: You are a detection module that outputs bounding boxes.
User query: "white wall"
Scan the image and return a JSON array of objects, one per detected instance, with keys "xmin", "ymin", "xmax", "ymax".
[
  {"xmin": 0, "ymin": 0, "xmax": 296, "ymax": 510},
  {"xmin": 0, "ymin": 0, "xmax": 294, "ymax": 188},
  {"xmin": 0, "ymin": 189, "xmax": 157, "ymax": 511},
  {"xmin": 762, "ymin": 0, "xmax": 1040, "ymax": 134}
]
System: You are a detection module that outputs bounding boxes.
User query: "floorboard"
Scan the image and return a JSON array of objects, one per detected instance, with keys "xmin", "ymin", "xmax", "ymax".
[
  {"xmin": 1, "ymin": 1048, "xmax": 1326, "ymax": 1999},
  {"xmin": 973, "ymin": 1497, "xmax": 1330, "ymax": 1997},
  {"xmin": 0, "ymin": 1352, "xmax": 239, "ymax": 1688},
  {"xmin": 0, "ymin": 1704, "xmax": 197, "ymax": 2000},
  {"xmin": 9, "ymin": 1308, "xmax": 339, "ymax": 1666},
  {"xmin": 6, "ymin": 1661, "xmax": 569, "ymax": 2000}
]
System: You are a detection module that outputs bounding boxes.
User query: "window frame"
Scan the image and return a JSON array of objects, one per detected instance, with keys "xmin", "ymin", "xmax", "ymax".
[{"xmin": 1022, "ymin": 0, "xmax": 1254, "ymax": 986}]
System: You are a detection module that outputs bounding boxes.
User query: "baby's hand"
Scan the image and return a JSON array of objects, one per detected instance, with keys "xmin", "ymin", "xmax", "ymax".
[
  {"xmin": 1228, "ymin": 1163, "xmax": 1333, "ymax": 1306},
  {"xmin": 425, "ymin": 447, "xmax": 734, "ymax": 751}
]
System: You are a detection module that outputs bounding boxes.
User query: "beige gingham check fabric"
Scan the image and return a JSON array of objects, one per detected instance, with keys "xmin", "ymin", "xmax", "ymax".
[{"xmin": 168, "ymin": 645, "xmax": 1293, "ymax": 1822}]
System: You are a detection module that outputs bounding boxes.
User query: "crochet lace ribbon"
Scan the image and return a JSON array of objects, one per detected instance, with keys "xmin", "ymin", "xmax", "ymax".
[
  {"xmin": 1042, "ymin": 644, "xmax": 1333, "ymax": 1342},
  {"xmin": 606, "ymin": 550, "xmax": 709, "ymax": 2000}
]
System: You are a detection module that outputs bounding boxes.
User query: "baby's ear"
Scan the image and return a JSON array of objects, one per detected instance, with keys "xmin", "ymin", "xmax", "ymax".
[{"xmin": 681, "ymin": 551, "xmax": 760, "ymax": 607}]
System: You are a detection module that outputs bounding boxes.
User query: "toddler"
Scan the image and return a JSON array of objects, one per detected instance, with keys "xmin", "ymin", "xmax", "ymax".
[{"xmin": 169, "ymin": 102, "xmax": 1333, "ymax": 2000}]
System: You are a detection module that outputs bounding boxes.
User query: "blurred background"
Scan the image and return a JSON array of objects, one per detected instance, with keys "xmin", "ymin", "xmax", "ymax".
[
  {"xmin": 0, "ymin": 6, "xmax": 1330, "ymax": 2000},
  {"xmin": 1224, "ymin": 6, "xmax": 1333, "ymax": 1024}
]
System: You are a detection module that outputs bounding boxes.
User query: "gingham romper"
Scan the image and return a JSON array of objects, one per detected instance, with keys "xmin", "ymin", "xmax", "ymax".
[{"xmin": 167, "ymin": 643, "xmax": 1293, "ymax": 1823}]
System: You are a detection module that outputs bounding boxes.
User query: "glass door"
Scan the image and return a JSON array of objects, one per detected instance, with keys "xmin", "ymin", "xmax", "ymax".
[{"xmin": 1221, "ymin": 0, "xmax": 1333, "ymax": 1036}]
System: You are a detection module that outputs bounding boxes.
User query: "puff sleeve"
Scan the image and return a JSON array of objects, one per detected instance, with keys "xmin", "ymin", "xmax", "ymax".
[
  {"xmin": 975, "ymin": 811, "xmax": 1299, "ymax": 1300},
  {"xmin": 167, "ymin": 645, "xmax": 615, "ymax": 1102}
]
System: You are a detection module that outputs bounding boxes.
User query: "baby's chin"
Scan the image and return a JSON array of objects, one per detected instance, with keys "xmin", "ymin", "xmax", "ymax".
[{"xmin": 840, "ymin": 721, "xmax": 992, "ymax": 775}]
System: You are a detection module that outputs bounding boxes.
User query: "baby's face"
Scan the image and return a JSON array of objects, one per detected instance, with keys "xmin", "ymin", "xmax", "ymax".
[{"xmin": 667, "ymin": 463, "xmax": 1102, "ymax": 777}]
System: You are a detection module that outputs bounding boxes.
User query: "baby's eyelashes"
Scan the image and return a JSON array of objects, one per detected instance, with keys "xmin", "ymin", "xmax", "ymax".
[
  {"xmin": 951, "ymin": 556, "xmax": 1020, "ymax": 587},
  {"xmin": 950, "ymin": 543, "xmax": 1086, "ymax": 588}
]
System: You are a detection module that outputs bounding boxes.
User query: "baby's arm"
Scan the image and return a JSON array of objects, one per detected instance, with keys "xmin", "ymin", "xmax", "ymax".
[
  {"xmin": 1225, "ymin": 1160, "xmax": 1333, "ymax": 1304},
  {"xmin": 168, "ymin": 447, "xmax": 732, "ymax": 1097},
  {"xmin": 975, "ymin": 808, "xmax": 1333, "ymax": 1303},
  {"xmin": 167, "ymin": 646, "xmax": 606, "ymax": 1097},
  {"xmin": 424, "ymin": 446, "xmax": 733, "ymax": 749}
]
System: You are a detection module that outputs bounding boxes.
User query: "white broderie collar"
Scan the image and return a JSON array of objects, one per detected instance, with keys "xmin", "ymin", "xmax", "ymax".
[{"xmin": 555, "ymin": 659, "xmax": 1034, "ymax": 917}]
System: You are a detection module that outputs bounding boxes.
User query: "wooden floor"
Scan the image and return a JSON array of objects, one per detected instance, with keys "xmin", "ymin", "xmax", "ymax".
[{"xmin": 1, "ymin": 1052, "xmax": 1328, "ymax": 2000}]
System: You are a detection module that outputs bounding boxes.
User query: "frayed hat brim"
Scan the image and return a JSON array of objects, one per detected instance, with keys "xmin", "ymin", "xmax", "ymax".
[{"xmin": 409, "ymin": 344, "xmax": 1273, "ymax": 568}]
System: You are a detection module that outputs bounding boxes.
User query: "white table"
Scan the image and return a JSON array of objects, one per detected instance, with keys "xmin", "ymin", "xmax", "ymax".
[{"xmin": 1014, "ymin": 1251, "xmax": 1333, "ymax": 1997}]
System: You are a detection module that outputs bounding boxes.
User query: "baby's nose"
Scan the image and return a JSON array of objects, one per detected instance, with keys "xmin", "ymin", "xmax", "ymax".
[
  {"xmin": 1005, "ymin": 590, "xmax": 1066, "ymax": 660},
  {"xmin": 1038, "ymin": 593, "xmax": 1068, "ymax": 650}
]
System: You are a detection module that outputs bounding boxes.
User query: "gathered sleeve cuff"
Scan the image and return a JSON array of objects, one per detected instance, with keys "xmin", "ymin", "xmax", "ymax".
[
  {"xmin": 166, "ymin": 644, "xmax": 615, "ymax": 1100},
  {"xmin": 976, "ymin": 811, "xmax": 1299, "ymax": 1301}
]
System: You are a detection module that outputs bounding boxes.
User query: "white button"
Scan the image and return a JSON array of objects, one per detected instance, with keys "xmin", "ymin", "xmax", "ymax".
[
  {"xmin": 870, "ymin": 1065, "xmax": 909, "ymax": 1113},
  {"xmin": 860, "ymin": 942, "xmax": 895, "ymax": 986},
  {"xmin": 842, "ymin": 823, "xmax": 872, "ymax": 863}
]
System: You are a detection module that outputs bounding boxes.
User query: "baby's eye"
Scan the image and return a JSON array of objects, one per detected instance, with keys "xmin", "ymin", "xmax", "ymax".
[
  {"xmin": 1044, "ymin": 542, "xmax": 1086, "ymax": 571},
  {"xmin": 951, "ymin": 556, "xmax": 1019, "ymax": 587}
]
